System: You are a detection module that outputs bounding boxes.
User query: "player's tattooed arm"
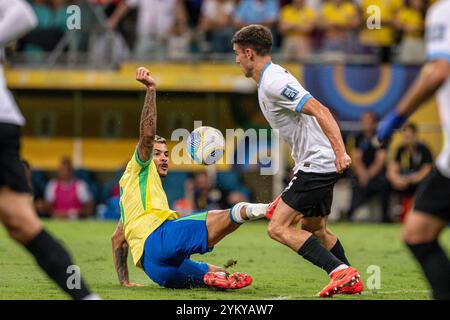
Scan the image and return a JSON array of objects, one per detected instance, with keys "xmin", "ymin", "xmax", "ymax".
[
  {"xmin": 302, "ymin": 97, "xmax": 351, "ymax": 173},
  {"xmin": 136, "ymin": 67, "xmax": 157, "ymax": 163},
  {"xmin": 111, "ymin": 221, "xmax": 143, "ymax": 287}
]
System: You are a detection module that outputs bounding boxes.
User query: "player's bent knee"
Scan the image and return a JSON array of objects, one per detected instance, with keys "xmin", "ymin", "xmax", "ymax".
[
  {"xmin": 267, "ymin": 223, "xmax": 285, "ymax": 242},
  {"xmin": 3, "ymin": 212, "xmax": 41, "ymax": 244},
  {"xmin": 402, "ymin": 223, "xmax": 433, "ymax": 245}
]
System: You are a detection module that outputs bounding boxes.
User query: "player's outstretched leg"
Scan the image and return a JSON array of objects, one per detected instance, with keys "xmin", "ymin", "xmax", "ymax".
[
  {"xmin": 267, "ymin": 198, "xmax": 362, "ymax": 297},
  {"xmin": 206, "ymin": 202, "xmax": 269, "ymax": 248},
  {"xmin": 0, "ymin": 188, "xmax": 99, "ymax": 300},
  {"xmin": 141, "ymin": 203, "xmax": 268, "ymax": 290},
  {"xmin": 403, "ymin": 211, "xmax": 450, "ymax": 300}
]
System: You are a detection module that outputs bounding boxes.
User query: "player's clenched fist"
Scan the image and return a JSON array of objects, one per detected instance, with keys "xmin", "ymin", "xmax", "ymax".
[
  {"xmin": 335, "ymin": 153, "xmax": 351, "ymax": 173},
  {"xmin": 136, "ymin": 67, "xmax": 156, "ymax": 89}
]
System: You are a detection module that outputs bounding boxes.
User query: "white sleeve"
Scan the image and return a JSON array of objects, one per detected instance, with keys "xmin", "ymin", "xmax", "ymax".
[
  {"xmin": 425, "ymin": 2, "xmax": 450, "ymax": 62},
  {"xmin": 0, "ymin": 0, "xmax": 38, "ymax": 47},
  {"xmin": 265, "ymin": 75, "xmax": 313, "ymax": 113},
  {"xmin": 44, "ymin": 180, "xmax": 57, "ymax": 203},
  {"xmin": 76, "ymin": 180, "xmax": 93, "ymax": 204}
]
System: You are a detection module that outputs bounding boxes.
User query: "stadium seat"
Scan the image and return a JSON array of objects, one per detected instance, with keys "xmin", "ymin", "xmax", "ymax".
[
  {"xmin": 31, "ymin": 169, "xmax": 48, "ymax": 196},
  {"xmin": 217, "ymin": 171, "xmax": 240, "ymax": 191}
]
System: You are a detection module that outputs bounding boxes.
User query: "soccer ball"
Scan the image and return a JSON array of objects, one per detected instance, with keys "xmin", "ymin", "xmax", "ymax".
[{"xmin": 187, "ymin": 126, "xmax": 225, "ymax": 165}]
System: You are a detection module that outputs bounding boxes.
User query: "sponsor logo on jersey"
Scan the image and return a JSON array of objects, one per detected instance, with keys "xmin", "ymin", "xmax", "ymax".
[{"xmin": 281, "ymin": 85, "xmax": 299, "ymax": 101}]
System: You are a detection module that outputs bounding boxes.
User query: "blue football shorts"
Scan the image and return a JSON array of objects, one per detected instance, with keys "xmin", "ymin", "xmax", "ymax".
[{"xmin": 141, "ymin": 211, "xmax": 213, "ymax": 289}]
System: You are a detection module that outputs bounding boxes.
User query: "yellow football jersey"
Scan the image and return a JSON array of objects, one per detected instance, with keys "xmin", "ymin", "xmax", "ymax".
[
  {"xmin": 321, "ymin": 2, "xmax": 357, "ymax": 28},
  {"xmin": 280, "ymin": 4, "xmax": 316, "ymax": 37},
  {"xmin": 397, "ymin": 7, "xmax": 424, "ymax": 39},
  {"xmin": 119, "ymin": 149, "xmax": 179, "ymax": 268}
]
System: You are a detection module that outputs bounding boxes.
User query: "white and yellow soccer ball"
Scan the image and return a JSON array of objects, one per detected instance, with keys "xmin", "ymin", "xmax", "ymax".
[{"xmin": 187, "ymin": 126, "xmax": 225, "ymax": 165}]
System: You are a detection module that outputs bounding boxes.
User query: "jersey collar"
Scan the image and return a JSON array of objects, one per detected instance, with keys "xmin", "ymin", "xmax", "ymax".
[{"xmin": 258, "ymin": 61, "xmax": 272, "ymax": 87}]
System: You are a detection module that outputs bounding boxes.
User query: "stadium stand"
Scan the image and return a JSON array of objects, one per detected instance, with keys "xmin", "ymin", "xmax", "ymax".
[{"xmin": 3, "ymin": 0, "xmax": 443, "ymax": 223}]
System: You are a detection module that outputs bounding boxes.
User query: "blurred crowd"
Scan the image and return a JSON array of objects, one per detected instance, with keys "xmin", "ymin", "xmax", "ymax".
[
  {"xmin": 25, "ymin": 115, "xmax": 434, "ymax": 224},
  {"xmin": 342, "ymin": 113, "xmax": 432, "ymax": 223},
  {"xmin": 26, "ymin": 157, "xmax": 253, "ymax": 221},
  {"xmin": 18, "ymin": 0, "xmax": 436, "ymax": 223},
  {"xmin": 16, "ymin": 0, "xmax": 436, "ymax": 64}
]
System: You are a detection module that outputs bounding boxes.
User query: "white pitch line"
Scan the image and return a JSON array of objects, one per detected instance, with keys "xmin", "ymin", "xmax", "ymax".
[{"xmin": 266, "ymin": 290, "xmax": 430, "ymax": 300}]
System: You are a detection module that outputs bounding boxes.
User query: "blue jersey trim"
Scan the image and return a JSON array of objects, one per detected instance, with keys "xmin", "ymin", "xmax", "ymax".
[
  {"xmin": 258, "ymin": 61, "xmax": 272, "ymax": 87},
  {"xmin": 427, "ymin": 52, "xmax": 450, "ymax": 62},
  {"xmin": 295, "ymin": 93, "xmax": 313, "ymax": 113}
]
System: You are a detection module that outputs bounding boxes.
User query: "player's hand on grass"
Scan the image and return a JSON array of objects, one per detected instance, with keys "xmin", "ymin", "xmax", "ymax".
[
  {"xmin": 335, "ymin": 152, "xmax": 351, "ymax": 173},
  {"xmin": 121, "ymin": 281, "xmax": 145, "ymax": 287},
  {"xmin": 136, "ymin": 67, "xmax": 156, "ymax": 90}
]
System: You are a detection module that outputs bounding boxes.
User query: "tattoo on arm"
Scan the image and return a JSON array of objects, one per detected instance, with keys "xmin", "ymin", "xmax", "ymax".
[
  {"xmin": 137, "ymin": 88, "xmax": 156, "ymax": 163},
  {"xmin": 112, "ymin": 222, "xmax": 129, "ymax": 285},
  {"xmin": 114, "ymin": 245, "xmax": 129, "ymax": 285}
]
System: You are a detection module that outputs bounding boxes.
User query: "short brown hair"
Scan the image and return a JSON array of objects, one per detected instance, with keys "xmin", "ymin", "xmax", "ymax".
[
  {"xmin": 154, "ymin": 135, "xmax": 166, "ymax": 144},
  {"xmin": 232, "ymin": 24, "xmax": 273, "ymax": 56}
]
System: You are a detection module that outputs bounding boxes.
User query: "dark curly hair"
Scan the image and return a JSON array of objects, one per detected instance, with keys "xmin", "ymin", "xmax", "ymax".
[{"xmin": 232, "ymin": 24, "xmax": 273, "ymax": 56}]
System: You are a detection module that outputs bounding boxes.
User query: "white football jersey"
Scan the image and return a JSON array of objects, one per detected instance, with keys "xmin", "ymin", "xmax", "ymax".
[
  {"xmin": 0, "ymin": 0, "xmax": 37, "ymax": 126},
  {"xmin": 426, "ymin": 0, "xmax": 450, "ymax": 178},
  {"xmin": 257, "ymin": 62, "xmax": 336, "ymax": 173}
]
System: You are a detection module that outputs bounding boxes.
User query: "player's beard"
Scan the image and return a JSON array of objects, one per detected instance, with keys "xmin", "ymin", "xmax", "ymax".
[
  {"xmin": 241, "ymin": 61, "xmax": 254, "ymax": 78},
  {"xmin": 157, "ymin": 164, "xmax": 168, "ymax": 178},
  {"xmin": 244, "ymin": 66, "xmax": 254, "ymax": 78}
]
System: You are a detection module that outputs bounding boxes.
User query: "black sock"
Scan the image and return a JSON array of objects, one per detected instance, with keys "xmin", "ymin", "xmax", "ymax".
[
  {"xmin": 330, "ymin": 239, "xmax": 351, "ymax": 266},
  {"xmin": 407, "ymin": 241, "xmax": 450, "ymax": 300},
  {"xmin": 25, "ymin": 229, "xmax": 92, "ymax": 300},
  {"xmin": 298, "ymin": 235, "xmax": 344, "ymax": 275}
]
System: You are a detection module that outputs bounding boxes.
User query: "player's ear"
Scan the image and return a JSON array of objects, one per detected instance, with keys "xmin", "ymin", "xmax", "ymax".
[{"xmin": 245, "ymin": 48, "xmax": 253, "ymax": 60}]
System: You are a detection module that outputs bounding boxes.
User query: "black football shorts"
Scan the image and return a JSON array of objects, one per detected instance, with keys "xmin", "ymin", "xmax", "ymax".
[
  {"xmin": 281, "ymin": 170, "xmax": 341, "ymax": 217},
  {"xmin": 0, "ymin": 123, "xmax": 31, "ymax": 193},
  {"xmin": 414, "ymin": 166, "xmax": 450, "ymax": 221}
]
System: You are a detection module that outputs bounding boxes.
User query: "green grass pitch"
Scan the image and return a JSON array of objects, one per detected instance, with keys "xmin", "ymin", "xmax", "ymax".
[{"xmin": 0, "ymin": 220, "xmax": 449, "ymax": 300}]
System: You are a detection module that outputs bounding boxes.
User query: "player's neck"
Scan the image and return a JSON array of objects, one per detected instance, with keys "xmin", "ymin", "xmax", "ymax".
[{"xmin": 253, "ymin": 57, "xmax": 273, "ymax": 84}]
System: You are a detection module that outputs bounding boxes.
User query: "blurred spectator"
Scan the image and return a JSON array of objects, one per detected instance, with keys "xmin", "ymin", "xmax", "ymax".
[
  {"xmin": 279, "ymin": 0, "xmax": 316, "ymax": 60},
  {"xmin": 234, "ymin": 0, "xmax": 279, "ymax": 29},
  {"xmin": 306, "ymin": 0, "xmax": 323, "ymax": 10},
  {"xmin": 359, "ymin": 0, "xmax": 403, "ymax": 62},
  {"xmin": 106, "ymin": 0, "xmax": 187, "ymax": 60},
  {"xmin": 167, "ymin": 18, "xmax": 192, "ymax": 61},
  {"xmin": 193, "ymin": 171, "xmax": 228, "ymax": 211},
  {"xmin": 21, "ymin": 0, "xmax": 67, "ymax": 62},
  {"xmin": 318, "ymin": 0, "xmax": 360, "ymax": 53},
  {"xmin": 227, "ymin": 191, "xmax": 249, "ymax": 206},
  {"xmin": 394, "ymin": 0, "xmax": 426, "ymax": 64},
  {"xmin": 100, "ymin": 0, "xmax": 136, "ymax": 49},
  {"xmin": 44, "ymin": 157, "xmax": 94, "ymax": 219},
  {"xmin": 346, "ymin": 111, "xmax": 392, "ymax": 222},
  {"xmin": 197, "ymin": 0, "xmax": 235, "ymax": 53},
  {"xmin": 387, "ymin": 123, "xmax": 432, "ymax": 222},
  {"xmin": 184, "ymin": 0, "xmax": 204, "ymax": 28},
  {"xmin": 97, "ymin": 162, "xmax": 126, "ymax": 219},
  {"xmin": 173, "ymin": 177, "xmax": 195, "ymax": 215}
]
